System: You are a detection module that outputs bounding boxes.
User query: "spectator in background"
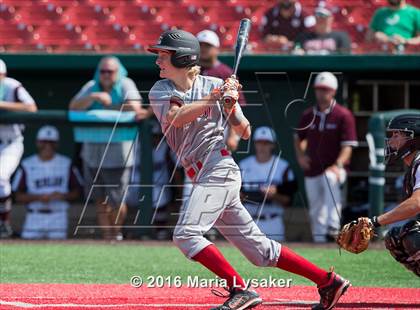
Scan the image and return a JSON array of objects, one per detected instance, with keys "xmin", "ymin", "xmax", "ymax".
[
  {"xmin": 13, "ymin": 126, "xmax": 82, "ymax": 239},
  {"xmin": 294, "ymin": 6, "xmax": 351, "ymax": 55},
  {"xmin": 196, "ymin": 29, "xmax": 246, "ymax": 152},
  {"xmin": 0, "ymin": 59, "xmax": 37, "ymax": 239},
  {"xmin": 240, "ymin": 126, "xmax": 297, "ymax": 241},
  {"xmin": 69, "ymin": 56, "xmax": 143, "ymax": 240},
  {"xmin": 294, "ymin": 72, "xmax": 357, "ymax": 243},
  {"xmin": 367, "ymin": 0, "xmax": 420, "ymax": 50},
  {"xmin": 261, "ymin": 0, "xmax": 315, "ymax": 51}
]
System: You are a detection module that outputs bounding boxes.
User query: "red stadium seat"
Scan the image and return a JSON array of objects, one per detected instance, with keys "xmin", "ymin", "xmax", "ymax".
[
  {"xmin": 84, "ymin": 24, "xmax": 129, "ymax": 42},
  {"xmin": 13, "ymin": 3, "xmax": 63, "ymax": 26},
  {"xmin": 40, "ymin": 0, "xmax": 80, "ymax": 10},
  {"xmin": 204, "ymin": 6, "xmax": 248, "ymax": 25},
  {"xmin": 130, "ymin": 25, "xmax": 166, "ymax": 48},
  {"xmin": 0, "ymin": 0, "xmax": 410, "ymax": 53},
  {"xmin": 85, "ymin": 0, "xmax": 128, "ymax": 9},
  {"xmin": 34, "ymin": 24, "xmax": 84, "ymax": 49},
  {"xmin": 61, "ymin": 3, "xmax": 111, "ymax": 26},
  {"xmin": 0, "ymin": 3, "xmax": 16, "ymax": 21},
  {"xmin": 134, "ymin": 0, "xmax": 176, "ymax": 8},
  {"xmin": 109, "ymin": 4, "xmax": 157, "ymax": 27},
  {"xmin": 0, "ymin": 0, "xmax": 34, "ymax": 7},
  {"xmin": 155, "ymin": 7, "xmax": 202, "ymax": 24},
  {"xmin": 0, "ymin": 24, "xmax": 37, "ymax": 50},
  {"xmin": 178, "ymin": 21, "xmax": 213, "ymax": 35}
]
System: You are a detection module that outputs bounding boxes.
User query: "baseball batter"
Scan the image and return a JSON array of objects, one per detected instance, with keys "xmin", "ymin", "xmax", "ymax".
[
  {"xmin": 148, "ymin": 30, "xmax": 349, "ymax": 310},
  {"xmin": 0, "ymin": 59, "xmax": 37, "ymax": 238}
]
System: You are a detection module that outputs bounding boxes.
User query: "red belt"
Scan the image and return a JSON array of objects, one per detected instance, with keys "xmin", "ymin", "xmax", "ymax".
[{"xmin": 186, "ymin": 149, "xmax": 230, "ymax": 179}]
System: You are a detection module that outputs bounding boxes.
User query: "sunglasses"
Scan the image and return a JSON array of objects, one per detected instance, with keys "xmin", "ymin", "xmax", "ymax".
[
  {"xmin": 37, "ymin": 140, "xmax": 57, "ymax": 144},
  {"xmin": 100, "ymin": 69, "xmax": 116, "ymax": 75}
]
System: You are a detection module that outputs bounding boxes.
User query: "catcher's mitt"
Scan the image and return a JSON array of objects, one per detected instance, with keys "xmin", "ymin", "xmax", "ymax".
[{"xmin": 336, "ymin": 217, "xmax": 375, "ymax": 254}]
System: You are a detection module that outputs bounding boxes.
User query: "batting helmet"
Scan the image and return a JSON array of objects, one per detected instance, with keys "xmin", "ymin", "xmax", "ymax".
[
  {"xmin": 147, "ymin": 29, "xmax": 200, "ymax": 68},
  {"xmin": 385, "ymin": 113, "xmax": 420, "ymax": 164}
]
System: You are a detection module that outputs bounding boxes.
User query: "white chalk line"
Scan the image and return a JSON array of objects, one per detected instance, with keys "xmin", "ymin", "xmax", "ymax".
[{"xmin": 0, "ymin": 299, "xmax": 317, "ymax": 308}]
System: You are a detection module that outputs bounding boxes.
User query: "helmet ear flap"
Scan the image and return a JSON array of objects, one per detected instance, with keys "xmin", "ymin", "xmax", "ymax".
[{"xmin": 171, "ymin": 51, "xmax": 199, "ymax": 68}]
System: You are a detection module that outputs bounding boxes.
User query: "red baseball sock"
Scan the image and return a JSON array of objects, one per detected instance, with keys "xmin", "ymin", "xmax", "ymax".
[
  {"xmin": 193, "ymin": 244, "xmax": 246, "ymax": 289},
  {"xmin": 276, "ymin": 246, "xmax": 330, "ymax": 287}
]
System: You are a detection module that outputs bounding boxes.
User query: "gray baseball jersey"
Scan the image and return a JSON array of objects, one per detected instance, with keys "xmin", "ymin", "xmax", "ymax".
[
  {"xmin": 149, "ymin": 75, "xmax": 244, "ymax": 169},
  {"xmin": 149, "ymin": 74, "xmax": 280, "ymax": 267}
]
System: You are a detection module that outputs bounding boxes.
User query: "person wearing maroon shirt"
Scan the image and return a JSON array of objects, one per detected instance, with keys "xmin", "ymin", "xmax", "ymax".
[
  {"xmin": 196, "ymin": 29, "xmax": 246, "ymax": 152},
  {"xmin": 293, "ymin": 6, "xmax": 351, "ymax": 55},
  {"xmin": 261, "ymin": 0, "xmax": 315, "ymax": 50},
  {"xmin": 294, "ymin": 72, "xmax": 357, "ymax": 243}
]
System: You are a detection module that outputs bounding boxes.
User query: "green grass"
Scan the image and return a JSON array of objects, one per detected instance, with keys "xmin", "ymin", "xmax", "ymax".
[{"xmin": 0, "ymin": 243, "xmax": 418, "ymax": 287}]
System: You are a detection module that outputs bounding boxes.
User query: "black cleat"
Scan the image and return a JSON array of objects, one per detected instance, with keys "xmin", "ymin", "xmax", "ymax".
[
  {"xmin": 312, "ymin": 268, "xmax": 351, "ymax": 310},
  {"xmin": 210, "ymin": 287, "xmax": 262, "ymax": 310}
]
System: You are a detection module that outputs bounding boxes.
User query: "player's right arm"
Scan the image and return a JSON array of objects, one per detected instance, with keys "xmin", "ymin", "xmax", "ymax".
[
  {"xmin": 15, "ymin": 192, "xmax": 51, "ymax": 203},
  {"xmin": 0, "ymin": 83, "xmax": 37, "ymax": 112},
  {"xmin": 69, "ymin": 81, "xmax": 112, "ymax": 110},
  {"xmin": 376, "ymin": 190, "xmax": 420, "ymax": 226},
  {"xmin": 294, "ymin": 135, "xmax": 310, "ymax": 171},
  {"xmin": 166, "ymin": 92, "xmax": 219, "ymax": 128},
  {"xmin": 69, "ymin": 92, "xmax": 111, "ymax": 110},
  {"xmin": 12, "ymin": 166, "xmax": 51, "ymax": 203}
]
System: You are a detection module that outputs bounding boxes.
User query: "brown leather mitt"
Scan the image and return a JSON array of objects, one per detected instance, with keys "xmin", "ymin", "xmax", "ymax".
[{"xmin": 336, "ymin": 217, "xmax": 375, "ymax": 254}]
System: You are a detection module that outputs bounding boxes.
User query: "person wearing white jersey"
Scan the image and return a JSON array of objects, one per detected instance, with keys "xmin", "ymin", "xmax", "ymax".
[
  {"xmin": 0, "ymin": 59, "xmax": 37, "ymax": 238},
  {"xmin": 240, "ymin": 126, "xmax": 297, "ymax": 241},
  {"xmin": 12, "ymin": 126, "xmax": 82, "ymax": 239},
  {"xmin": 147, "ymin": 29, "xmax": 350, "ymax": 310}
]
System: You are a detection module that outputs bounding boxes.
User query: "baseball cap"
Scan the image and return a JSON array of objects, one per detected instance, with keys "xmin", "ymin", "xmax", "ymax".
[
  {"xmin": 253, "ymin": 126, "xmax": 276, "ymax": 143},
  {"xmin": 37, "ymin": 125, "xmax": 60, "ymax": 142},
  {"xmin": 315, "ymin": 6, "xmax": 332, "ymax": 17},
  {"xmin": 196, "ymin": 30, "xmax": 220, "ymax": 48},
  {"xmin": 0, "ymin": 59, "xmax": 7, "ymax": 74},
  {"xmin": 314, "ymin": 72, "xmax": 338, "ymax": 91}
]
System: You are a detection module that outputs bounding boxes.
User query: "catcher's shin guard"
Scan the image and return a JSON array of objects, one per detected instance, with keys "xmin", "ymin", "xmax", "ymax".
[{"xmin": 384, "ymin": 220, "xmax": 420, "ymax": 277}]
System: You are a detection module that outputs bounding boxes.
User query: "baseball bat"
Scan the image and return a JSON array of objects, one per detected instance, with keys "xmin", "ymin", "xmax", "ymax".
[{"xmin": 222, "ymin": 18, "xmax": 252, "ymax": 107}]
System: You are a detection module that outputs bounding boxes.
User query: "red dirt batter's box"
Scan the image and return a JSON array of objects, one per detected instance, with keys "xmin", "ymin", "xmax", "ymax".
[{"xmin": 1, "ymin": 284, "xmax": 419, "ymax": 309}]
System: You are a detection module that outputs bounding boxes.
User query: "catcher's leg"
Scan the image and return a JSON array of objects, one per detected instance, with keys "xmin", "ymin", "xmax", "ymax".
[
  {"xmin": 385, "ymin": 221, "xmax": 420, "ymax": 276},
  {"xmin": 173, "ymin": 183, "xmax": 246, "ymax": 289},
  {"xmin": 305, "ymin": 175, "xmax": 328, "ymax": 242}
]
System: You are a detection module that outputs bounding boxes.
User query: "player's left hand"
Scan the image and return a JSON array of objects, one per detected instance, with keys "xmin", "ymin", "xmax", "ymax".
[
  {"xmin": 261, "ymin": 185, "xmax": 277, "ymax": 199},
  {"xmin": 221, "ymin": 77, "xmax": 242, "ymax": 92},
  {"xmin": 326, "ymin": 164, "xmax": 341, "ymax": 182},
  {"xmin": 222, "ymin": 89, "xmax": 239, "ymax": 111},
  {"xmin": 50, "ymin": 192, "xmax": 64, "ymax": 200}
]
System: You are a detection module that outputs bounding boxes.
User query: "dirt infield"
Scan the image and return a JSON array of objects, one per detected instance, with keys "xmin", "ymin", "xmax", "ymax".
[{"xmin": 1, "ymin": 283, "xmax": 419, "ymax": 309}]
